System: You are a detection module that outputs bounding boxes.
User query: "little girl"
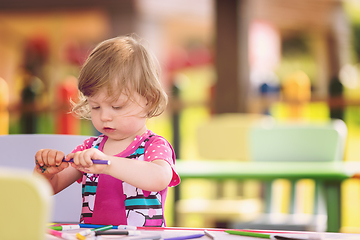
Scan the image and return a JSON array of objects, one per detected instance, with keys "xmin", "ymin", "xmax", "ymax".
[{"xmin": 34, "ymin": 35, "xmax": 180, "ymax": 227}]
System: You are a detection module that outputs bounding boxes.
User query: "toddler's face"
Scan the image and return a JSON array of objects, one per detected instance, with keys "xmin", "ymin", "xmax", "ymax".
[{"xmin": 87, "ymin": 88, "xmax": 148, "ymax": 141}]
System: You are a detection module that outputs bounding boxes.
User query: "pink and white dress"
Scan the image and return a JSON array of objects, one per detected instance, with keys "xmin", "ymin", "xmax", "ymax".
[{"xmin": 73, "ymin": 130, "xmax": 180, "ymax": 226}]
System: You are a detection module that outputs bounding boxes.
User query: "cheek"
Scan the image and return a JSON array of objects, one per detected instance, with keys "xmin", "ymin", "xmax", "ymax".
[
  {"xmin": 90, "ymin": 110, "xmax": 98, "ymax": 118},
  {"xmin": 121, "ymin": 116, "xmax": 146, "ymax": 128},
  {"xmin": 90, "ymin": 113, "xmax": 102, "ymax": 124}
]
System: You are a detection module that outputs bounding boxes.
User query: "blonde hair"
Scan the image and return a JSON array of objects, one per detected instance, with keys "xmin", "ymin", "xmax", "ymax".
[{"xmin": 72, "ymin": 34, "xmax": 168, "ymax": 119}]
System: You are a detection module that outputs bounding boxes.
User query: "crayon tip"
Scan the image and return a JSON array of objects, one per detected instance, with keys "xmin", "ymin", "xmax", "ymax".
[{"xmin": 76, "ymin": 232, "xmax": 86, "ymax": 240}]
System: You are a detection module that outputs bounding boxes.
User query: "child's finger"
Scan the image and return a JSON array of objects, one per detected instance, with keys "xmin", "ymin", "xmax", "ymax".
[
  {"xmin": 73, "ymin": 150, "xmax": 92, "ymax": 168},
  {"xmin": 82, "ymin": 151, "xmax": 94, "ymax": 167},
  {"xmin": 47, "ymin": 150, "xmax": 60, "ymax": 166},
  {"xmin": 35, "ymin": 150, "xmax": 45, "ymax": 166},
  {"xmin": 35, "ymin": 159, "xmax": 43, "ymax": 168},
  {"xmin": 40, "ymin": 149, "xmax": 52, "ymax": 165},
  {"xmin": 65, "ymin": 153, "xmax": 74, "ymax": 162},
  {"xmin": 71, "ymin": 151, "xmax": 81, "ymax": 165},
  {"xmin": 76, "ymin": 151, "xmax": 90, "ymax": 168},
  {"xmin": 58, "ymin": 161, "xmax": 69, "ymax": 170},
  {"xmin": 54, "ymin": 151, "xmax": 65, "ymax": 167}
]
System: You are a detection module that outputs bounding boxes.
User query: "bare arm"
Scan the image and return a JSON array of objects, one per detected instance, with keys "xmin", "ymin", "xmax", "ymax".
[
  {"xmin": 67, "ymin": 149, "xmax": 173, "ymax": 192},
  {"xmin": 105, "ymin": 157, "xmax": 173, "ymax": 192},
  {"xmin": 48, "ymin": 167, "xmax": 83, "ymax": 194}
]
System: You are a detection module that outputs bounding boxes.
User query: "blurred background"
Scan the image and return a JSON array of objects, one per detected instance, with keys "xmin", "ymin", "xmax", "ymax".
[{"xmin": 2, "ymin": 0, "xmax": 360, "ymax": 233}]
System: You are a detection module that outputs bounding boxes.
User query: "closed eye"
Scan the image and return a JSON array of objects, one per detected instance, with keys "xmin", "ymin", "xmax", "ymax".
[
  {"xmin": 112, "ymin": 106, "xmax": 122, "ymax": 110},
  {"xmin": 91, "ymin": 106, "xmax": 100, "ymax": 110}
]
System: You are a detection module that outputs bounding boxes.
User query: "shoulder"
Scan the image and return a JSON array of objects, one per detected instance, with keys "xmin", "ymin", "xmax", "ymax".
[
  {"xmin": 144, "ymin": 131, "xmax": 171, "ymax": 149},
  {"xmin": 144, "ymin": 133, "xmax": 175, "ymax": 162},
  {"xmin": 143, "ymin": 130, "xmax": 164, "ymax": 142},
  {"xmin": 148, "ymin": 136, "xmax": 169, "ymax": 147}
]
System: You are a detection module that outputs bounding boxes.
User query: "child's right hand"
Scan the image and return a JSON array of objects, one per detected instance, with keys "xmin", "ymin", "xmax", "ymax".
[{"xmin": 34, "ymin": 149, "xmax": 70, "ymax": 177}]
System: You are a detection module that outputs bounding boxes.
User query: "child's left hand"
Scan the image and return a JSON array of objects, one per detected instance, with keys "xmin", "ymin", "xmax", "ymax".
[{"xmin": 66, "ymin": 148, "xmax": 109, "ymax": 174}]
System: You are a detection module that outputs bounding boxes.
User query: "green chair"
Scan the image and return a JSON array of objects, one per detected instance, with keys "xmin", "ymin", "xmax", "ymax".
[
  {"xmin": 231, "ymin": 119, "xmax": 348, "ymax": 231},
  {"xmin": 176, "ymin": 113, "xmax": 272, "ymax": 227}
]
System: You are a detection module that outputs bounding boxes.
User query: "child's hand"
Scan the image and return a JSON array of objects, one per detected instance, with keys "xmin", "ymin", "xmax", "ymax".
[
  {"xmin": 34, "ymin": 149, "xmax": 70, "ymax": 176},
  {"xmin": 66, "ymin": 148, "xmax": 109, "ymax": 174}
]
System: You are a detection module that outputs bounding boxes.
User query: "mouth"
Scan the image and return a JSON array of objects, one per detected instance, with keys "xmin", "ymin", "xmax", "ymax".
[{"xmin": 103, "ymin": 127, "xmax": 115, "ymax": 133}]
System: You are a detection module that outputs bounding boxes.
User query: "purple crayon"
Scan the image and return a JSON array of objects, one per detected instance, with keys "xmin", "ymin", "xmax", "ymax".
[
  {"xmin": 63, "ymin": 158, "xmax": 111, "ymax": 165},
  {"xmin": 37, "ymin": 158, "xmax": 111, "ymax": 173}
]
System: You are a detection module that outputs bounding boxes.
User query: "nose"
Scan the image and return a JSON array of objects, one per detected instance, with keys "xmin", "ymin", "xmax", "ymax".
[{"xmin": 100, "ymin": 109, "xmax": 112, "ymax": 122}]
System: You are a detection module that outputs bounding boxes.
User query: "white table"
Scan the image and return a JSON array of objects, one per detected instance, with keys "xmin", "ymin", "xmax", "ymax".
[{"xmin": 46, "ymin": 227, "xmax": 360, "ymax": 240}]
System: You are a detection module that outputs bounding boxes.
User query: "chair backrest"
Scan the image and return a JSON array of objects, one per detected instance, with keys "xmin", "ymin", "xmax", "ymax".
[
  {"xmin": 246, "ymin": 119, "xmax": 347, "ymax": 231},
  {"xmin": 197, "ymin": 113, "xmax": 274, "ymax": 160},
  {"xmin": 0, "ymin": 168, "xmax": 53, "ymax": 239},
  {"xmin": 249, "ymin": 119, "xmax": 347, "ymax": 162},
  {"xmin": 0, "ymin": 134, "xmax": 92, "ymax": 223}
]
